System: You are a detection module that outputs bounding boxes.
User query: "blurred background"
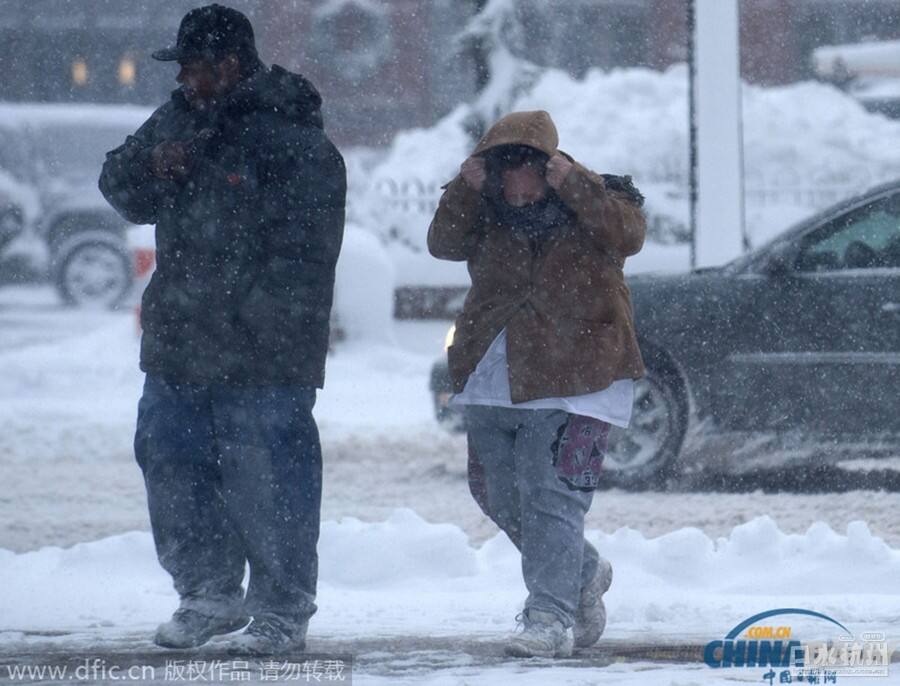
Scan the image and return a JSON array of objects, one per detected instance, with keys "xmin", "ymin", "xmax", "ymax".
[
  {"xmin": 2, "ymin": 0, "xmax": 900, "ymax": 303},
  {"xmin": 2, "ymin": 0, "xmax": 900, "ymax": 140}
]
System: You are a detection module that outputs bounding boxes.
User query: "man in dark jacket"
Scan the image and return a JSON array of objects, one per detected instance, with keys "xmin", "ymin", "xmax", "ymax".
[{"xmin": 99, "ymin": 4, "xmax": 345, "ymax": 655}]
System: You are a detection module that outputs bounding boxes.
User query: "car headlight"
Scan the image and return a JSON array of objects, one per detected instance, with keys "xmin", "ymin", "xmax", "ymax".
[{"xmin": 444, "ymin": 324, "xmax": 456, "ymax": 351}]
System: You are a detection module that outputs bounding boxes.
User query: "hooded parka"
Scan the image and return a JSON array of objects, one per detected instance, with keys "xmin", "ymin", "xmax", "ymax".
[{"xmin": 428, "ymin": 110, "xmax": 645, "ymax": 403}]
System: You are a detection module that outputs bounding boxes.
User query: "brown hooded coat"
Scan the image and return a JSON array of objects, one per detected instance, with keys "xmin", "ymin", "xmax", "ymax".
[{"xmin": 427, "ymin": 110, "xmax": 646, "ymax": 403}]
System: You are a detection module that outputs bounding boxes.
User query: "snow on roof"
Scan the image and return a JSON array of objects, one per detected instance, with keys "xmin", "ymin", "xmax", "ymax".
[
  {"xmin": 0, "ymin": 102, "xmax": 153, "ymax": 131},
  {"xmin": 312, "ymin": 0, "xmax": 387, "ymax": 19},
  {"xmin": 813, "ymin": 39, "xmax": 900, "ymax": 79},
  {"xmin": 850, "ymin": 77, "xmax": 900, "ymax": 101}
]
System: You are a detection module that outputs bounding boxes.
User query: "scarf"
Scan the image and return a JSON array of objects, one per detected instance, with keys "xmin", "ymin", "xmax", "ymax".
[{"xmin": 489, "ymin": 193, "xmax": 573, "ymax": 245}]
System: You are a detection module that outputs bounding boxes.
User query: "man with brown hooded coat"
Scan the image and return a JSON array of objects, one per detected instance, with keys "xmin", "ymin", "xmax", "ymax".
[{"xmin": 428, "ymin": 110, "xmax": 645, "ymax": 657}]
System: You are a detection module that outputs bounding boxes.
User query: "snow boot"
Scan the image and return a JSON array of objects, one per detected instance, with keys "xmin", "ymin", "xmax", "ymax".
[
  {"xmin": 574, "ymin": 557, "xmax": 613, "ymax": 648},
  {"xmin": 227, "ymin": 614, "xmax": 308, "ymax": 656},
  {"xmin": 505, "ymin": 609, "xmax": 574, "ymax": 658},
  {"xmin": 154, "ymin": 607, "xmax": 249, "ymax": 649}
]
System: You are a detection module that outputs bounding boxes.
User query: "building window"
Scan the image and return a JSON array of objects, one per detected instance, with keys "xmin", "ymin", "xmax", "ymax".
[
  {"xmin": 71, "ymin": 58, "xmax": 89, "ymax": 87},
  {"xmin": 118, "ymin": 56, "xmax": 137, "ymax": 87}
]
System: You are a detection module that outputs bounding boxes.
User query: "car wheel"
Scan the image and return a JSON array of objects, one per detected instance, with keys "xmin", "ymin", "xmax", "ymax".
[
  {"xmin": 603, "ymin": 362, "xmax": 687, "ymax": 489},
  {"xmin": 53, "ymin": 231, "xmax": 133, "ymax": 308}
]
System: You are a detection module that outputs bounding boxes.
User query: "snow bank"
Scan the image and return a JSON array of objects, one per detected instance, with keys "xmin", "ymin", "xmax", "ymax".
[
  {"xmin": 351, "ymin": 63, "xmax": 900, "ymax": 281},
  {"xmin": 0, "ymin": 312, "xmax": 436, "ymax": 466},
  {"xmin": 334, "ymin": 224, "xmax": 396, "ymax": 344},
  {"xmin": 0, "ymin": 103, "xmax": 152, "ymax": 130},
  {"xmin": 1, "ymin": 510, "xmax": 898, "ymax": 640},
  {"xmin": 0, "ymin": 314, "xmax": 142, "ymax": 465},
  {"xmin": 315, "ymin": 340, "xmax": 435, "ymax": 438}
]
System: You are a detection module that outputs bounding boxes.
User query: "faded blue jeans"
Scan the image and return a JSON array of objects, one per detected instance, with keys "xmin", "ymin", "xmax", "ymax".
[
  {"xmin": 464, "ymin": 405, "xmax": 599, "ymax": 627},
  {"xmin": 134, "ymin": 374, "xmax": 322, "ymax": 625}
]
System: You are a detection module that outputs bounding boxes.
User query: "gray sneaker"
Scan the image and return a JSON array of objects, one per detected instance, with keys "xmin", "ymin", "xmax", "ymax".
[
  {"xmin": 574, "ymin": 557, "xmax": 613, "ymax": 648},
  {"xmin": 505, "ymin": 609, "xmax": 574, "ymax": 658},
  {"xmin": 227, "ymin": 615, "xmax": 308, "ymax": 657},
  {"xmin": 154, "ymin": 607, "xmax": 249, "ymax": 649}
]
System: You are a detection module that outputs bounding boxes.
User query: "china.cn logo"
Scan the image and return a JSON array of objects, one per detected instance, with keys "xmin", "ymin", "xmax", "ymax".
[{"xmin": 704, "ymin": 608, "xmax": 851, "ymax": 669}]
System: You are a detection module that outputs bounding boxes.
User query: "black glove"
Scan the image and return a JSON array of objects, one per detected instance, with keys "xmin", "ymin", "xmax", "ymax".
[{"xmin": 601, "ymin": 174, "xmax": 645, "ymax": 207}]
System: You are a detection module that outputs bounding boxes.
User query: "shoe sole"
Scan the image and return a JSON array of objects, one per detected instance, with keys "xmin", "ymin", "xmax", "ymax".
[
  {"xmin": 573, "ymin": 597, "xmax": 606, "ymax": 648},
  {"xmin": 505, "ymin": 632, "xmax": 575, "ymax": 659},
  {"xmin": 504, "ymin": 646, "xmax": 572, "ymax": 657},
  {"xmin": 574, "ymin": 561, "xmax": 613, "ymax": 648},
  {"xmin": 505, "ymin": 641, "xmax": 573, "ymax": 658},
  {"xmin": 154, "ymin": 616, "xmax": 251, "ymax": 650}
]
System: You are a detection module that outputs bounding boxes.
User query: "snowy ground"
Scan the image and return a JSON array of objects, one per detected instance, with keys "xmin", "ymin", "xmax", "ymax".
[
  {"xmin": 4, "ymin": 510, "xmax": 899, "ymax": 684},
  {"xmin": 2, "ymin": 285, "xmax": 900, "ymax": 684}
]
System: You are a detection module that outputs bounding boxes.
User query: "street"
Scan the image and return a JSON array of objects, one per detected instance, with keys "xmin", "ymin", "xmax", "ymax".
[
  {"xmin": 2, "ymin": 285, "xmax": 899, "ymax": 684},
  {"xmin": 2, "ymin": 284, "xmax": 900, "ymax": 554},
  {"xmin": 0, "ymin": 285, "xmax": 130, "ymax": 353}
]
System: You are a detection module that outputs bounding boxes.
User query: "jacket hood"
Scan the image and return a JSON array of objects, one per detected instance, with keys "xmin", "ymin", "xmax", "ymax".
[
  {"xmin": 172, "ymin": 63, "xmax": 324, "ymax": 129},
  {"xmin": 229, "ymin": 64, "xmax": 324, "ymax": 128},
  {"xmin": 473, "ymin": 110, "xmax": 559, "ymax": 158}
]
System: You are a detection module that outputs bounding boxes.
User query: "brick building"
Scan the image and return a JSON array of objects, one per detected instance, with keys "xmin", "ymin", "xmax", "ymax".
[{"xmin": 1, "ymin": 0, "xmax": 898, "ymax": 145}]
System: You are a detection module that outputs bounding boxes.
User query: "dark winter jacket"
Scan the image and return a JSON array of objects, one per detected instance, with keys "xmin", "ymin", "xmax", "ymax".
[
  {"xmin": 99, "ymin": 65, "xmax": 346, "ymax": 387},
  {"xmin": 428, "ymin": 110, "xmax": 645, "ymax": 403}
]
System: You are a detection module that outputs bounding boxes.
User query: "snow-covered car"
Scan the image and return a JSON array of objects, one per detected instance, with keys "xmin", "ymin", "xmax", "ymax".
[
  {"xmin": 431, "ymin": 180, "xmax": 900, "ymax": 488},
  {"xmin": 0, "ymin": 103, "xmax": 153, "ymax": 307},
  {"xmin": 812, "ymin": 39, "xmax": 900, "ymax": 119},
  {"xmin": 0, "ymin": 187, "xmax": 24, "ymax": 256}
]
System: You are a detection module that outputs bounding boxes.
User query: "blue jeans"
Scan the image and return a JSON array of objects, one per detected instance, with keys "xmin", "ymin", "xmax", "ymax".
[
  {"xmin": 464, "ymin": 405, "xmax": 598, "ymax": 627},
  {"xmin": 134, "ymin": 374, "xmax": 322, "ymax": 623}
]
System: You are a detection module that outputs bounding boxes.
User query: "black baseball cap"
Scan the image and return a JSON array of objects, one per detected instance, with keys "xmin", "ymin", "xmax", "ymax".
[{"xmin": 152, "ymin": 4, "xmax": 258, "ymax": 63}]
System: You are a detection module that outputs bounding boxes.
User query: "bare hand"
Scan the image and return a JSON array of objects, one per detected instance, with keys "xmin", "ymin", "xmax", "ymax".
[
  {"xmin": 545, "ymin": 153, "xmax": 574, "ymax": 190},
  {"xmin": 150, "ymin": 141, "xmax": 191, "ymax": 181},
  {"xmin": 460, "ymin": 155, "xmax": 487, "ymax": 192}
]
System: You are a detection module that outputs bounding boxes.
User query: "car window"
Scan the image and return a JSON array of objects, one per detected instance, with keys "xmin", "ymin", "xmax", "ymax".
[
  {"xmin": 796, "ymin": 195, "xmax": 900, "ymax": 271},
  {"xmin": 30, "ymin": 125, "xmax": 136, "ymax": 183}
]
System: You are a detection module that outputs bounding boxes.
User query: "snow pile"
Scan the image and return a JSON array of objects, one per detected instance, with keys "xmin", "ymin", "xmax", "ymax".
[
  {"xmin": 742, "ymin": 80, "xmax": 900, "ymax": 235},
  {"xmin": 353, "ymin": 63, "xmax": 900, "ymax": 279},
  {"xmin": 0, "ymin": 311, "xmax": 436, "ymax": 466},
  {"xmin": 0, "ymin": 103, "xmax": 152, "ymax": 129},
  {"xmin": 0, "ymin": 314, "xmax": 142, "ymax": 465},
  {"xmin": 315, "ymin": 339, "xmax": 435, "ymax": 438},
  {"xmin": 1, "ymin": 510, "xmax": 898, "ymax": 639},
  {"xmin": 0, "ymin": 225, "xmax": 409, "ymax": 458},
  {"xmin": 334, "ymin": 224, "xmax": 396, "ymax": 344}
]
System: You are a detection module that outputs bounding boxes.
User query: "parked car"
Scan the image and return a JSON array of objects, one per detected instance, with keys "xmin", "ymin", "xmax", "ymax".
[
  {"xmin": 813, "ymin": 39, "xmax": 900, "ymax": 119},
  {"xmin": 0, "ymin": 103, "xmax": 153, "ymax": 307},
  {"xmin": 431, "ymin": 180, "xmax": 900, "ymax": 488},
  {"xmin": 0, "ymin": 185, "xmax": 24, "ymax": 255}
]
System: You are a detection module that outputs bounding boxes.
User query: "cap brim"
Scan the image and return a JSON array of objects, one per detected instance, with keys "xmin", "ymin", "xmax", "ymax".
[{"xmin": 151, "ymin": 47, "xmax": 181, "ymax": 61}]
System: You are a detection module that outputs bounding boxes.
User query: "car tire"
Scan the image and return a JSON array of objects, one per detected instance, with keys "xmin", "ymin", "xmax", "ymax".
[
  {"xmin": 53, "ymin": 231, "xmax": 133, "ymax": 309},
  {"xmin": 602, "ymin": 359, "xmax": 687, "ymax": 490}
]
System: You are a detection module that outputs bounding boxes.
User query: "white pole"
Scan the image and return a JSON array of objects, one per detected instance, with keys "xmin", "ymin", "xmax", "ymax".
[{"xmin": 692, "ymin": 0, "xmax": 745, "ymax": 267}]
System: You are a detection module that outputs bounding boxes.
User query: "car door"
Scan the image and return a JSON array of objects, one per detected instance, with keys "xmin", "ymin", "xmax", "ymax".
[
  {"xmin": 0, "ymin": 127, "xmax": 29, "ymax": 185},
  {"xmin": 714, "ymin": 191, "xmax": 900, "ymax": 435}
]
